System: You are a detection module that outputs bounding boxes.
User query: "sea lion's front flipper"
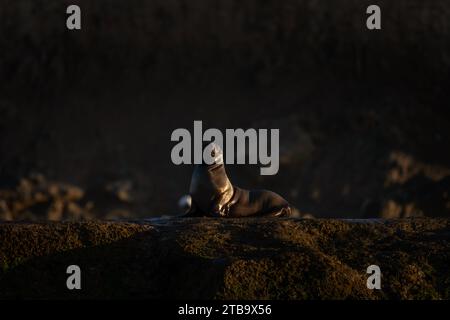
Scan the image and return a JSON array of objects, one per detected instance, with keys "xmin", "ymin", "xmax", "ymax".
[{"xmin": 178, "ymin": 194, "xmax": 209, "ymax": 217}]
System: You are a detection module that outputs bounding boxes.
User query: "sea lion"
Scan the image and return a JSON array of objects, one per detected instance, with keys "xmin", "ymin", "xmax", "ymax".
[{"xmin": 179, "ymin": 143, "xmax": 293, "ymax": 218}]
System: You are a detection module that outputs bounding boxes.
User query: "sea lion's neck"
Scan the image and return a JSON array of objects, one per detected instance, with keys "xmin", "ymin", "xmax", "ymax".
[
  {"xmin": 205, "ymin": 162, "xmax": 223, "ymax": 171},
  {"xmin": 193, "ymin": 163, "xmax": 234, "ymax": 215},
  {"xmin": 206, "ymin": 163, "xmax": 233, "ymax": 197}
]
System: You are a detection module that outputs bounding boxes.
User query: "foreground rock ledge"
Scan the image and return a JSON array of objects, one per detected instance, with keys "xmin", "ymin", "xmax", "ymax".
[{"xmin": 0, "ymin": 218, "xmax": 449, "ymax": 299}]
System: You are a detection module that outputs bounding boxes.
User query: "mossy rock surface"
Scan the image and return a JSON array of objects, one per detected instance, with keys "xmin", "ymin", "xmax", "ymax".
[{"xmin": 0, "ymin": 218, "xmax": 449, "ymax": 299}]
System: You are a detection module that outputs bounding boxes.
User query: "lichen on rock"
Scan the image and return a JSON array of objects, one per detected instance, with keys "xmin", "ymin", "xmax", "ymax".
[{"xmin": 0, "ymin": 217, "xmax": 449, "ymax": 299}]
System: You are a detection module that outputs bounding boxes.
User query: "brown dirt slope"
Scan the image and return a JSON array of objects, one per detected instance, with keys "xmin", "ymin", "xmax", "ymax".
[{"xmin": 0, "ymin": 218, "xmax": 449, "ymax": 299}]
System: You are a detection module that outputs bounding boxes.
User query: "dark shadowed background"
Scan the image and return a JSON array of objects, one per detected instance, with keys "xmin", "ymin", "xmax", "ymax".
[{"xmin": 1, "ymin": 0, "xmax": 449, "ymax": 220}]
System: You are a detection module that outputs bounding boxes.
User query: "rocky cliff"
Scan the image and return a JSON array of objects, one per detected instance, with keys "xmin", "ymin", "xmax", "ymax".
[{"xmin": 1, "ymin": 218, "xmax": 449, "ymax": 299}]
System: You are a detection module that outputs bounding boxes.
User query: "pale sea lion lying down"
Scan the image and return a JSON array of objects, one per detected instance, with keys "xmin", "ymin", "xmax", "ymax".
[{"xmin": 179, "ymin": 143, "xmax": 294, "ymax": 218}]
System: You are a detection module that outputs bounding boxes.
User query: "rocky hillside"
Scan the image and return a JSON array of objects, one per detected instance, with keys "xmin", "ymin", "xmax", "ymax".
[
  {"xmin": 0, "ymin": 218, "xmax": 449, "ymax": 299},
  {"xmin": 1, "ymin": 0, "xmax": 450, "ymax": 220}
]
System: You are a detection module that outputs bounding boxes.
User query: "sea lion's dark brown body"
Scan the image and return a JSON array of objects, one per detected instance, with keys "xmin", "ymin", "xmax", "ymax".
[
  {"xmin": 183, "ymin": 158, "xmax": 292, "ymax": 218},
  {"xmin": 224, "ymin": 187, "xmax": 291, "ymax": 217}
]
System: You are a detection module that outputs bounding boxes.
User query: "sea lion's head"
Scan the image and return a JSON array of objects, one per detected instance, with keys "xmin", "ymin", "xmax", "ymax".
[{"xmin": 201, "ymin": 142, "xmax": 224, "ymax": 167}]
